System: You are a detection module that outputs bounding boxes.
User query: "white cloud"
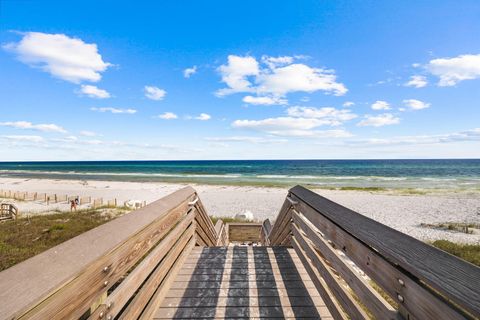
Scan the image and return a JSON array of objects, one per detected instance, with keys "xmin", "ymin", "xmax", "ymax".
[
  {"xmin": 216, "ymin": 55, "xmax": 347, "ymax": 101},
  {"xmin": 403, "ymin": 99, "xmax": 430, "ymax": 110},
  {"xmin": 371, "ymin": 100, "xmax": 391, "ymax": 110},
  {"xmin": 232, "ymin": 104, "xmax": 356, "ymax": 138},
  {"xmin": 343, "ymin": 101, "xmax": 355, "ymax": 107},
  {"xmin": 261, "ymin": 55, "xmax": 294, "ymax": 68},
  {"xmin": 405, "ymin": 75, "xmax": 427, "ymax": 88},
  {"xmin": 195, "ymin": 113, "xmax": 211, "ymax": 121},
  {"xmin": 286, "ymin": 106, "xmax": 357, "ymax": 124},
  {"xmin": 3, "ymin": 32, "xmax": 111, "ymax": 83},
  {"xmin": 256, "ymin": 63, "xmax": 347, "ymax": 96},
  {"xmin": 1, "ymin": 135, "xmax": 45, "ymax": 143},
  {"xmin": 357, "ymin": 113, "xmax": 400, "ymax": 127},
  {"xmin": 216, "ymin": 55, "xmax": 259, "ymax": 96},
  {"xmin": 79, "ymin": 84, "xmax": 111, "ymax": 99},
  {"xmin": 90, "ymin": 107, "xmax": 137, "ymax": 114},
  {"xmin": 157, "ymin": 112, "xmax": 178, "ymax": 120},
  {"xmin": 79, "ymin": 130, "xmax": 97, "ymax": 137},
  {"xmin": 183, "ymin": 66, "xmax": 197, "ymax": 78},
  {"xmin": 205, "ymin": 136, "xmax": 288, "ymax": 144},
  {"xmin": 144, "ymin": 86, "xmax": 166, "ymax": 101},
  {"xmin": 242, "ymin": 95, "xmax": 287, "ymax": 105},
  {"xmin": 426, "ymin": 54, "xmax": 480, "ymax": 86},
  {"xmin": 0, "ymin": 121, "xmax": 66, "ymax": 133}
]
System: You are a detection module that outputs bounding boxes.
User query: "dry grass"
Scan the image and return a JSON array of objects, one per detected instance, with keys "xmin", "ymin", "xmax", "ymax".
[
  {"xmin": 431, "ymin": 240, "xmax": 480, "ymax": 267},
  {"xmin": 0, "ymin": 207, "xmax": 130, "ymax": 271}
]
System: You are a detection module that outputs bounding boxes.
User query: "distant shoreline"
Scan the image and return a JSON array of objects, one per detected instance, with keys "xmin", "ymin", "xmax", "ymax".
[{"xmin": 1, "ymin": 159, "xmax": 480, "ymax": 192}]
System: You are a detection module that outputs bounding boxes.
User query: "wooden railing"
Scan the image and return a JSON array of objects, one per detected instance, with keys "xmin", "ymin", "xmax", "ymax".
[
  {"xmin": 0, "ymin": 186, "xmax": 217, "ymax": 320},
  {"xmin": 0, "ymin": 203, "xmax": 17, "ymax": 221},
  {"xmin": 214, "ymin": 219, "xmax": 228, "ymax": 246},
  {"xmin": 268, "ymin": 185, "xmax": 480, "ymax": 320}
]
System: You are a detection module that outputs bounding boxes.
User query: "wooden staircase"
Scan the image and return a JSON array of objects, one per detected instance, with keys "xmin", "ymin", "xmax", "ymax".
[
  {"xmin": 0, "ymin": 186, "xmax": 478, "ymax": 320},
  {"xmin": 155, "ymin": 246, "xmax": 332, "ymax": 319}
]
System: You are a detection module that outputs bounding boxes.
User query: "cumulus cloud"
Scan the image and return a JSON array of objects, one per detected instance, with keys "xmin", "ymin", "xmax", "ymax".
[
  {"xmin": 183, "ymin": 66, "xmax": 197, "ymax": 78},
  {"xmin": 242, "ymin": 95, "xmax": 287, "ymax": 105},
  {"xmin": 403, "ymin": 99, "xmax": 430, "ymax": 110},
  {"xmin": 157, "ymin": 112, "xmax": 178, "ymax": 120},
  {"xmin": 426, "ymin": 54, "xmax": 480, "ymax": 86},
  {"xmin": 371, "ymin": 100, "xmax": 391, "ymax": 110},
  {"xmin": 3, "ymin": 32, "xmax": 111, "ymax": 83},
  {"xmin": 144, "ymin": 86, "xmax": 166, "ymax": 101},
  {"xmin": 216, "ymin": 55, "xmax": 259, "ymax": 96},
  {"xmin": 405, "ymin": 75, "xmax": 428, "ymax": 88},
  {"xmin": 0, "ymin": 121, "xmax": 66, "ymax": 133},
  {"xmin": 216, "ymin": 55, "xmax": 347, "ymax": 104},
  {"xmin": 343, "ymin": 101, "xmax": 355, "ymax": 107},
  {"xmin": 357, "ymin": 113, "xmax": 400, "ymax": 127},
  {"xmin": 195, "ymin": 113, "xmax": 211, "ymax": 121},
  {"xmin": 90, "ymin": 107, "xmax": 137, "ymax": 114},
  {"xmin": 79, "ymin": 84, "xmax": 111, "ymax": 99},
  {"xmin": 232, "ymin": 104, "xmax": 357, "ymax": 138}
]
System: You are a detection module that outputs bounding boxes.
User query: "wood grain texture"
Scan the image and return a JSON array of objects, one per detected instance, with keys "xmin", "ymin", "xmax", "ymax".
[
  {"xmin": 292, "ymin": 224, "xmax": 369, "ymax": 320},
  {"xmin": 293, "ymin": 211, "xmax": 398, "ymax": 320},
  {"xmin": 297, "ymin": 198, "xmax": 469, "ymax": 319},
  {"xmin": 0, "ymin": 186, "xmax": 196, "ymax": 320},
  {"xmin": 290, "ymin": 185, "xmax": 480, "ymax": 317}
]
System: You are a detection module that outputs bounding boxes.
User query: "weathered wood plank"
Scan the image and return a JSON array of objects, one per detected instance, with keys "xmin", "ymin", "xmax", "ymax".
[
  {"xmin": 293, "ymin": 191, "xmax": 470, "ymax": 320},
  {"xmin": 291, "ymin": 236, "xmax": 348, "ymax": 320},
  {"xmin": 228, "ymin": 223, "xmax": 262, "ymax": 242},
  {"xmin": 292, "ymin": 224, "xmax": 369, "ymax": 319},
  {"xmin": 290, "ymin": 185, "xmax": 480, "ymax": 318},
  {"xmin": 93, "ymin": 211, "xmax": 195, "ymax": 319},
  {"xmin": 293, "ymin": 211, "xmax": 398, "ymax": 320},
  {"xmin": 139, "ymin": 236, "xmax": 196, "ymax": 320},
  {"xmin": 118, "ymin": 226, "xmax": 194, "ymax": 319},
  {"xmin": 0, "ymin": 186, "xmax": 196, "ymax": 320}
]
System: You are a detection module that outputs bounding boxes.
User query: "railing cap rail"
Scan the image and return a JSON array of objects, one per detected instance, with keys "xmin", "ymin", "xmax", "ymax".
[
  {"xmin": 0, "ymin": 186, "xmax": 196, "ymax": 320},
  {"xmin": 289, "ymin": 185, "xmax": 480, "ymax": 317}
]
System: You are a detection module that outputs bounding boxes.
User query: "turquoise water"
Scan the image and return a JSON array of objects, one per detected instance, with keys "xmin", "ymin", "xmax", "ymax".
[{"xmin": 0, "ymin": 160, "xmax": 480, "ymax": 191}]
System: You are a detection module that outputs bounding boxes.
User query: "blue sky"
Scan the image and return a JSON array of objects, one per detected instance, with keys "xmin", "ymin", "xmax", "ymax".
[{"xmin": 1, "ymin": 0, "xmax": 479, "ymax": 160}]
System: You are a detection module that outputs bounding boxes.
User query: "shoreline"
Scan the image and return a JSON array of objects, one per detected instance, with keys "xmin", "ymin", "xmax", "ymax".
[{"xmin": 1, "ymin": 177, "xmax": 479, "ymax": 244}]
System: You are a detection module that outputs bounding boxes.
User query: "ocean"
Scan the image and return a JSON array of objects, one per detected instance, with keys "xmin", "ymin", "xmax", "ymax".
[{"xmin": 1, "ymin": 159, "xmax": 480, "ymax": 191}]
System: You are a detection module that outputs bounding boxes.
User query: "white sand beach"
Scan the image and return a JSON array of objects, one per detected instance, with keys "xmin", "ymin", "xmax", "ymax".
[{"xmin": 1, "ymin": 177, "xmax": 479, "ymax": 244}]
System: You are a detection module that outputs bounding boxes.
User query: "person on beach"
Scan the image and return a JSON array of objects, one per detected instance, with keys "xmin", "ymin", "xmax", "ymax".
[
  {"xmin": 70, "ymin": 199, "xmax": 76, "ymax": 212},
  {"xmin": 75, "ymin": 197, "xmax": 79, "ymax": 206}
]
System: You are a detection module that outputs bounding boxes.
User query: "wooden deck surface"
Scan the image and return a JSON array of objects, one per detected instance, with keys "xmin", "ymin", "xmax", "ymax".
[{"xmin": 155, "ymin": 246, "xmax": 333, "ymax": 319}]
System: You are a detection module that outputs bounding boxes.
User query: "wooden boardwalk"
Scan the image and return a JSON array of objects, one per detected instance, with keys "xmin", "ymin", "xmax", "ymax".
[{"xmin": 155, "ymin": 246, "xmax": 333, "ymax": 319}]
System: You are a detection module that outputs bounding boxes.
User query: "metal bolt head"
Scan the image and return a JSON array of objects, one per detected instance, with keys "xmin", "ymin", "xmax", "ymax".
[
  {"xmin": 103, "ymin": 280, "xmax": 109, "ymax": 287},
  {"xmin": 107, "ymin": 316, "xmax": 112, "ymax": 320},
  {"xmin": 99, "ymin": 311, "xmax": 104, "ymax": 318},
  {"xmin": 103, "ymin": 266, "xmax": 109, "ymax": 273},
  {"xmin": 398, "ymin": 278, "xmax": 405, "ymax": 286},
  {"xmin": 397, "ymin": 294, "xmax": 404, "ymax": 303},
  {"xmin": 107, "ymin": 302, "xmax": 112, "ymax": 309}
]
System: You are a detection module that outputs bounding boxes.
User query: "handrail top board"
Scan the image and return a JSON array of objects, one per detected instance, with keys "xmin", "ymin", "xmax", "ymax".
[
  {"xmin": 0, "ymin": 186, "xmax": 196, "ymax": 320},
  {"xmin": 289, "ymin": 185, "xmax": 480, "ymax": 317}
]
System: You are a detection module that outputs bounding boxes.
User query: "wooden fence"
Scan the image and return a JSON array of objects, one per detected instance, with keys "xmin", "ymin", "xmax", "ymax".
[
  {"xmin": 0, "ymin": 203, "xmax": 18, "ymax": 221},
  {"xmin": 264, "ymin": 185, "xmax": 480, "ymax": 320},
  {"xmin": 0, "ymin": 189, "xmax": 121, "ymax": 208}
]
